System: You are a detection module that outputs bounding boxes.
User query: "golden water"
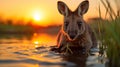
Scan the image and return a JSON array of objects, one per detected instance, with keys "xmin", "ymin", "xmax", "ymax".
[{"xmin": 0, "ymin": 33, "xmax": 105, "ymax": 67}]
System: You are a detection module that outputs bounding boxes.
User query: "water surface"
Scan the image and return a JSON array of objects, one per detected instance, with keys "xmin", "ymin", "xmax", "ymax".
[{"xmin": 0, "ymin": 33, "xmax": 105, "ymax": 67}]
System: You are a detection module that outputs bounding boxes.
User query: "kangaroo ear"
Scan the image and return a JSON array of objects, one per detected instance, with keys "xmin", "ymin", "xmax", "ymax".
[
  {"xmin": 57, "ymin": 1, "xmax": 70, "ymax": 16},
  {"xmin": 75, "ymin": 1, "xmax": 89, "ymax": 16}
]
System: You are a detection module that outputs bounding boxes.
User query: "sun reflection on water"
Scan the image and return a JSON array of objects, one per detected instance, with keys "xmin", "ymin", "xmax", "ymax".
[
  {"xmin": 32, "ymin": 33, "xmax": 57, "ymax": 47},
  {"xmin": 34, "ymin": 41, "xmax": 39, "ymax": 48},
  {"xmin": 0, "ymin": 33, "xmax": 57, "ymax": 59}
]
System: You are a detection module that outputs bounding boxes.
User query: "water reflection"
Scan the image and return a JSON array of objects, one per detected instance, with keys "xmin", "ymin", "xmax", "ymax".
[
  {"xmin": 61, "ymin": 54, "xmax": 87, "ymax": 67},
  {"xmin": 0, "ymin": 33, "xmax": 57, "ymax": 60},
  {"xmin": 0, "ymin": 33, "xmax": 104, "ymax": 67},
  {"xmin": 31, "ymin": 33, "xmax": 57, "ymax": 47},
  {"xmin": 0, "ymin": 33, "xmax": 57, "ymax": 46}
]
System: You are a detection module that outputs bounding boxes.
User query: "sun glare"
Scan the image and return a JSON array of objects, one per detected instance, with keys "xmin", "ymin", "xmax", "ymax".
[
  {"xmin": 30, "ymin": 10, "xmax": 51, "ymax": 26},
  {"xmin": 33, "ymin": 11, "xmax": 42, "ymax": 21}
]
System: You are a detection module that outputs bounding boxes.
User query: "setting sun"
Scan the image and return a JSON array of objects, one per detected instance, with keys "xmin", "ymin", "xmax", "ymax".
[
  {"xmin": 33, "ymin": 11, "xmax": 42, "ymax": 21},
  {"xmin": 31, "ymin": 10, "xmax": 53, "ymax": 26}
]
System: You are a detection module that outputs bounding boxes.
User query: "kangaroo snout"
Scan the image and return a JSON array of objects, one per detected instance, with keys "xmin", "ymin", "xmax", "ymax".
[{"xmin": 68, "ymin": 30, "xmax": 77, "ymax": 39}]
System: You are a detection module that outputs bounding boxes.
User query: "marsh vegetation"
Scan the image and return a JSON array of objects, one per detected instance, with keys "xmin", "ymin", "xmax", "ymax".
[{"xmin": 91, "ymin": 0, "xmax": 120, "ymax": 66}]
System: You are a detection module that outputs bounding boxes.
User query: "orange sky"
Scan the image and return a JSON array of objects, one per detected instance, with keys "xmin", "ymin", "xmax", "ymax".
[{"xmin": 0, "ymin": 0, "xmax": 117, "ymax": 26}]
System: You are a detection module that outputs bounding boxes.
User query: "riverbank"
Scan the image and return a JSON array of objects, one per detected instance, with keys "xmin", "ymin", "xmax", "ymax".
[{"xmin": 0, "ymin": 24, "xmax": 35, "ymax": 34}]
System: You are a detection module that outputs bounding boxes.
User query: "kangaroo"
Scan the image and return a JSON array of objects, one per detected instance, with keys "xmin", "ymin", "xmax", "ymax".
[{"xmin": 52, "ymin": 0, "xmax": 97, "ymax": 54}]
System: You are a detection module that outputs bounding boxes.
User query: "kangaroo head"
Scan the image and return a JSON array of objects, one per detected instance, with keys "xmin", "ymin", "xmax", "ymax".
[{"xmin": 57, "ymin": 1, "xmax": 89, "ymax": 41}]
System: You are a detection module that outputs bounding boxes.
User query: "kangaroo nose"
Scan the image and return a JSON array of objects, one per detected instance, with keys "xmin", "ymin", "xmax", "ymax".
[
  {"xmin": 69, "ymin": 34, "xmax": 76, "ymax": 39},
  {"xmin": 68, "ymin": 30, "xmax": 77, "ymax": 39}
]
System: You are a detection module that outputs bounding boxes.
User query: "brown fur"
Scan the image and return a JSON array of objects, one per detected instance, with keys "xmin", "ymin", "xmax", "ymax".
[{"xmin": 56, "ymin": 1, "xmax": 97, "ymax": 54}]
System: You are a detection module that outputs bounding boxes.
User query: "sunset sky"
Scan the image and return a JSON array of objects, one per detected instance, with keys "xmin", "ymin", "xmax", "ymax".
[{"xmin": 0, "ymin": 0, "xmax": 117, "ymax": 26}]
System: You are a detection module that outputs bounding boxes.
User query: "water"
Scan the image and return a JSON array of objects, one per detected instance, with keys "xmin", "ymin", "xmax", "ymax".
[{"xmin": 0, "ymin": 33, "xmax": 105, "ymax": 67}]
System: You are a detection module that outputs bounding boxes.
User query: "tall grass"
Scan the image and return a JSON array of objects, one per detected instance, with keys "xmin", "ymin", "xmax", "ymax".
[
  {"xmin": 90, "ymin": 0, "xmax": 120, "ymax": 66},
  {"xmin": 94, "ymin": 0, "xmax": 120, "ymax": 67},
  {"xmin": 99, "ymin": 18, "xmax": 120, "ymax": 67}
]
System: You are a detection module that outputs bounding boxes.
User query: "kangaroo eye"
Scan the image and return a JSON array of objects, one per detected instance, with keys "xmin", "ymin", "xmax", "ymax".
[
  {"xmin": 77, "ymin": 21, "xmax": 82, "ymax": 26},
  {"xmin": 65, "ymin": 21, "xmax": 69, "ymax": 27},
  {"xmin": 77, "ymin": 21, "xmax": 82, "ymax": 29}
]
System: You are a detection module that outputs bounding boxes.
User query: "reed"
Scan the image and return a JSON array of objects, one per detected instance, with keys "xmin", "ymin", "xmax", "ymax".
[{"xmin": 92, "ymin": 0, "xmax": 120, "ymax": 66}]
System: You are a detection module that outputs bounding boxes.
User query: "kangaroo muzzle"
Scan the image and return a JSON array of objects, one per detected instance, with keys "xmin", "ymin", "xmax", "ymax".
[{"xmin": 68, "ymin": 30, "xmax": 78, "ymax": 40}]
